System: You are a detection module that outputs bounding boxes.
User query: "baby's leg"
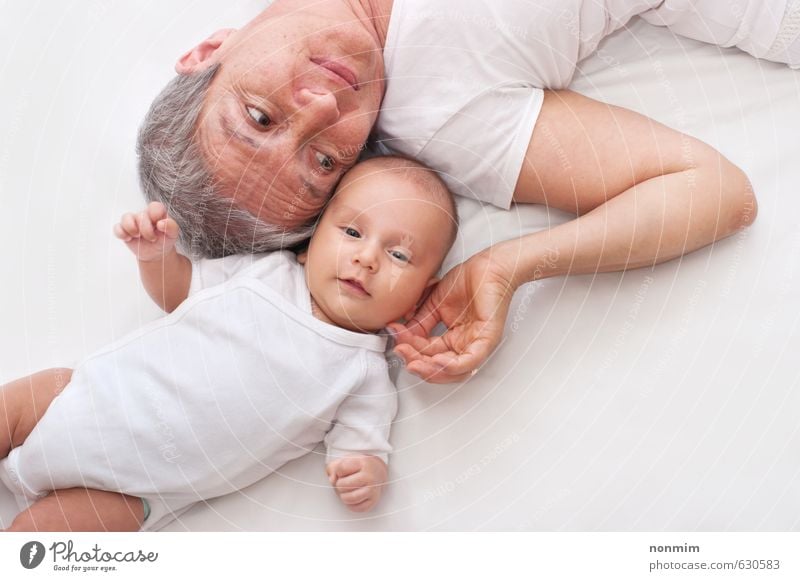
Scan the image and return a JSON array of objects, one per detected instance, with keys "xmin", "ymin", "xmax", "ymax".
[
  {"xmin": 1, "ymin": 370, "xmax": 143, "ymax": 532},
  {"xmin": 0, "ymin": 368, "xmax": 71, "ymax": 458},
  {"xmin": 5, "ymin": 488, "xmax": 144, "ymax": 532}
]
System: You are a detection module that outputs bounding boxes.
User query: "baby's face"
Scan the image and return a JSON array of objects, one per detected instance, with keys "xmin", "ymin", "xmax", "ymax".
[{"xmin": 303, "ymin": 170, "xmax": 453, "ymax": 333}]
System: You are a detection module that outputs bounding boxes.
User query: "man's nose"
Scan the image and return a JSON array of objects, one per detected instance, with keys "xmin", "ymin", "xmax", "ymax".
[{"xmin": 293, "ymin": 86, "xmax": 341, "ymax": 137}]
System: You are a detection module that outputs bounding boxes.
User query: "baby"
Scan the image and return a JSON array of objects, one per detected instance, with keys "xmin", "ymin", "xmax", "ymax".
[{"xmin": 0, "ymin": 156, "xmax": 457, "ymax": 531}]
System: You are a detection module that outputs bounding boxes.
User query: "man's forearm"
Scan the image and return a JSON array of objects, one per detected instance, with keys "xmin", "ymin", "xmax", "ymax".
[
  {"xmin": 137, "ymin": 250, "xmax": 192, "ymax": 312},
  {"xmin": 504, "ymin": 164, "xmax": 756, "ymax": 287}
]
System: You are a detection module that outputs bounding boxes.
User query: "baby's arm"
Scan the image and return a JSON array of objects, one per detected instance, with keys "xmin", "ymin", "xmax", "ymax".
[
  {"xmin": 324, "ymin": 362, "xmax": 397, "ymax": 513},
  {"xmin": 113, "ymin": 202, "xmax": 191, "ymax": 313}
]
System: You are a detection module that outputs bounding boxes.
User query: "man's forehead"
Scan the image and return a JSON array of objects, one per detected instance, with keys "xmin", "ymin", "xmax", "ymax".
[
  {"xmin": 200, "ymin": 118, "xmax": 332, "ymax": 221},
  {"xmin": 230, "ymin": 128, "xmax": 333, "ymax": 199},
  {"xmin": 211, "ymin": 155, "xmax": 326, "ymax": 226}
]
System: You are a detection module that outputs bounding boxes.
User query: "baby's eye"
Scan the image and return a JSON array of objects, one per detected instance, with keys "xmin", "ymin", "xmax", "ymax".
[
  {"xmin": 344, "ymin": 227, "xmax": 360, "ymax": 238},
  {"xmin": 246, "ymin": 106, "xmax": 271, "ymax": 128},
  {"xmin": 315, "ymin": 151, "xmax": 335, "ymax": 172},
  {"xmin": 389, "ymin": 250, "xmax": 409, "ymax": 262}
]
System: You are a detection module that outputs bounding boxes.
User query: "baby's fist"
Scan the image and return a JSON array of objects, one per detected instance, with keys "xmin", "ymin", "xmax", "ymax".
[
  {"xmin": 113, "ymin": 202, "xmax": 180, "ymax": 262},
  {"xmin": 326, "ymin": 455, "xmax": 387, "ymax": 513}
]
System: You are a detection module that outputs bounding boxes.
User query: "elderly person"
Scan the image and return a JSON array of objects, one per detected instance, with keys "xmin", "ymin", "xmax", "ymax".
[{"xmin": 138, "ymin": 0, "xmax": 798, "ymax": 382}]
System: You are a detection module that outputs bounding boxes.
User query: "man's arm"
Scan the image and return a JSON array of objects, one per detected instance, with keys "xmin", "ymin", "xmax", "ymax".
[
  {"xmin": 510, "ymin": 89, "xmax": 756, "ymax": 276},
  {"xmin": 114, "ymin": 202, "xmax": 192, "ymax": 313},
  {"xmin": 391, "ymin": 90, "xmax": 756, "ymax": 382}
]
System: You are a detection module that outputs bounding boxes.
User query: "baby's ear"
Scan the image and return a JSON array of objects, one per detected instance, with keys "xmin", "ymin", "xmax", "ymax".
[{"xmin": 296, "ymin": 251, "xmax": 308, "ymax": 265}]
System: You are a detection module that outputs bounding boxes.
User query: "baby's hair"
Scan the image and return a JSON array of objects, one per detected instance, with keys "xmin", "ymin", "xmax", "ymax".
[{"xmin": 339, "ymin": 155, "xmax": 459, "ymax": 250}]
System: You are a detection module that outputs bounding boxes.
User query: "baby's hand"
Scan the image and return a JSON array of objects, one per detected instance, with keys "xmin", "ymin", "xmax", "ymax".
[
  {"xmin": 326, "ymin": 455, "xmax": 387, "ymax": 513},
  {"xmin": 113, "ymin": 202, "xmax": 180, "ymax": 262}
]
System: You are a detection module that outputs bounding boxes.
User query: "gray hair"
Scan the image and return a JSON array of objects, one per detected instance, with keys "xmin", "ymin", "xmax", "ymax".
[{"xmin": 136, "ymin": 64, "xmax": 313, "ymax": 258}]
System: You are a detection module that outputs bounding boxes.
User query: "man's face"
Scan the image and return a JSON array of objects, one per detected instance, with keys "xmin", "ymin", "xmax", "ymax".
[
  {"xmin": 190, "ymin": 5, "xmax": 386, "ymax": 228},
  {"xmin": 304, "ymin": 170, "xmax": 453, "ymax": 333}
]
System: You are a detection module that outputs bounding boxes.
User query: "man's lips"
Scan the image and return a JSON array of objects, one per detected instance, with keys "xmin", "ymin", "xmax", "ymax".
[
  {"xmin": 339, "ymin": 278, "xmax": 370, "ymax": 296},
  {"xmin": 311, "ymin": 58, "xmax": 359, "ymax": 91}
]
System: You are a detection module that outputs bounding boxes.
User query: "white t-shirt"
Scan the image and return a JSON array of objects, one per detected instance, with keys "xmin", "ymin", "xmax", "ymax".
[
  {"xmin": 372, "ymin": 0, "xmax": 661, "ymax": 209},
  {"xmin": 0, "ymin": 252, "xmax": 397, "ymax": 530},
  {"xmin": 640, "ymin": 0, "xmax": 800, "ymax": 66},
  {"xmin": 373, "ymin": 0, "xmax": 798, "ymax": 208}
]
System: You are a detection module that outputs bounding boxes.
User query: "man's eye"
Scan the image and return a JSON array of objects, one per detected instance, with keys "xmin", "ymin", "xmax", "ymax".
[
  {"xmin": 246, "ymin": 106, "xmax": 271, "ymax": 127},
  {"xmin": 315, "ymin": 151, "xmax": 335, "ymax": 172},
  {"xmin": 390, "ymin": 250, "xmax": 409, "ymax": 262},
  {"xmin": 344, "ymin": 227, "xmax": 360, "ymax": 238}
]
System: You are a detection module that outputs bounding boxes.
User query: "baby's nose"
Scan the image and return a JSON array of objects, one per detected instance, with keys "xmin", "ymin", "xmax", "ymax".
[{"xmin": 352, "ymin": 245, "xmax": 379, "ymax": 271}]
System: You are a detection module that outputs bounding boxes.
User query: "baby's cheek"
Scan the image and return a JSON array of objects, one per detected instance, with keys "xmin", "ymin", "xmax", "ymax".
[{"xmin": 386, "ymin": 262, "xmax": 407, "ymax": 292}]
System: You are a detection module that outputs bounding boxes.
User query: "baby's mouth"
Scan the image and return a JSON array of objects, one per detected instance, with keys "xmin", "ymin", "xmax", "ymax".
[{"xmin": 339, "ymin": 278, "xmax": 371, "ymax": 297}]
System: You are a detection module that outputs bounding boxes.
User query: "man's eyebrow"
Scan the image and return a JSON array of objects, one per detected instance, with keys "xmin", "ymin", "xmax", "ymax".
[{"xmin": 220, "ymin": 113, "xmax": 260, "ymax": 150}]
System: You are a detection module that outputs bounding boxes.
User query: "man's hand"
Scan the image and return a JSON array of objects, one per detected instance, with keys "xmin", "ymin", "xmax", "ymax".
[
  {"xmin": 113, "ymin": 202, "xmax": 180, "ymax": 263},
  {"xmin": 388, "ymin": 248, "xmax": 518, "ymax": 383},
  {"xmin": 326, "ymin": 455, "xmax": 387, "ymax": 512}
]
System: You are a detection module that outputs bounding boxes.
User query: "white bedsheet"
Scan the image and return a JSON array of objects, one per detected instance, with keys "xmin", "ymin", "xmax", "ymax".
[{"xmin": 1, "ymin": 2, "xmax": 798, "ymax": 531}]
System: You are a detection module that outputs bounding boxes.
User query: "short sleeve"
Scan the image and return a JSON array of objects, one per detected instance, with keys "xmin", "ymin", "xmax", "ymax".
[
  {"xmin": 414, "ymin": 86, "xmax": 544, "ymax": 210},
  {"xmin": 324, "ymin": 353, "xmax": 398, "ymax": 465},
  {"xmin": 188, "ymin": 252, "xmax": 269, "ymax": 296}
]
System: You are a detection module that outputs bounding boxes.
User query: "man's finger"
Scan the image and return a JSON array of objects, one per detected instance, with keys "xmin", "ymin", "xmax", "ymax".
[
  {"xmin": 391, "ymin": 343, "xmax": 416, "ymax": 365},
  {"xmin": 398, "ymin": 334, "xmax": 453, "ymax": 357},
  {"xmin": 429, "ymin": 339, "xmax": 494, "ymax": 376},
  {"xmin": 387, "ymin": 322, "xmax": 426, "ymax": 344},
  {"xmin": 393, "ymin": 326, "xmax": 456, "ymax": 355},
  {"xmin": 406, "ymin": 358, "xmax": 474, "ymax": 384},
  {"xmin": 404, "ymin": 299, "xmax": 442, "ymax": 337},
  {"xmin": 414, "ymin": 335, "xmax": 454, "ymax": 357},
  {"xmin": 393, "ymin": 342, "xmax": 437, "ymax": 366}
]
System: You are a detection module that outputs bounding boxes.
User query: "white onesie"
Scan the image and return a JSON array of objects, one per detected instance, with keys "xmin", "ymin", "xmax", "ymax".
[
  {"xmin": 0, "ymin": 251, "xmax": 397, "ymax": 531},
  {"xmin": 373, "ymin": 0, "xmax": 800, "ymax": 209}
]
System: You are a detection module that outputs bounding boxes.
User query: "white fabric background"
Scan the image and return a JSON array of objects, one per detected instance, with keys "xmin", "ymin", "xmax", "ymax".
[{"xmin": 0, "ymin": 1, "xmax": 798, "ymax": 531}]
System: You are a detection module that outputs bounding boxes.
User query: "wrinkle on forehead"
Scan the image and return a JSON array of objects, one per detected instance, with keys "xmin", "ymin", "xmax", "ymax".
[
  {"xmin": 238, "ymin": 161, "xmax": 328, "ymax": 226},
  {"xmin": 198, "ymin": 113, "xmax": 331, "ymax": 227}
]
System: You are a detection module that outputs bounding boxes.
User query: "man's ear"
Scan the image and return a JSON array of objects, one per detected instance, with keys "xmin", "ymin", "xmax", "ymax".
[
  {"xmin": 296, "ymin": 251, "xmax": 308, "ymax": 265},
  {"xmin": 175, "ymin": 29, "xmax": 236, "ymax": 74}
]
